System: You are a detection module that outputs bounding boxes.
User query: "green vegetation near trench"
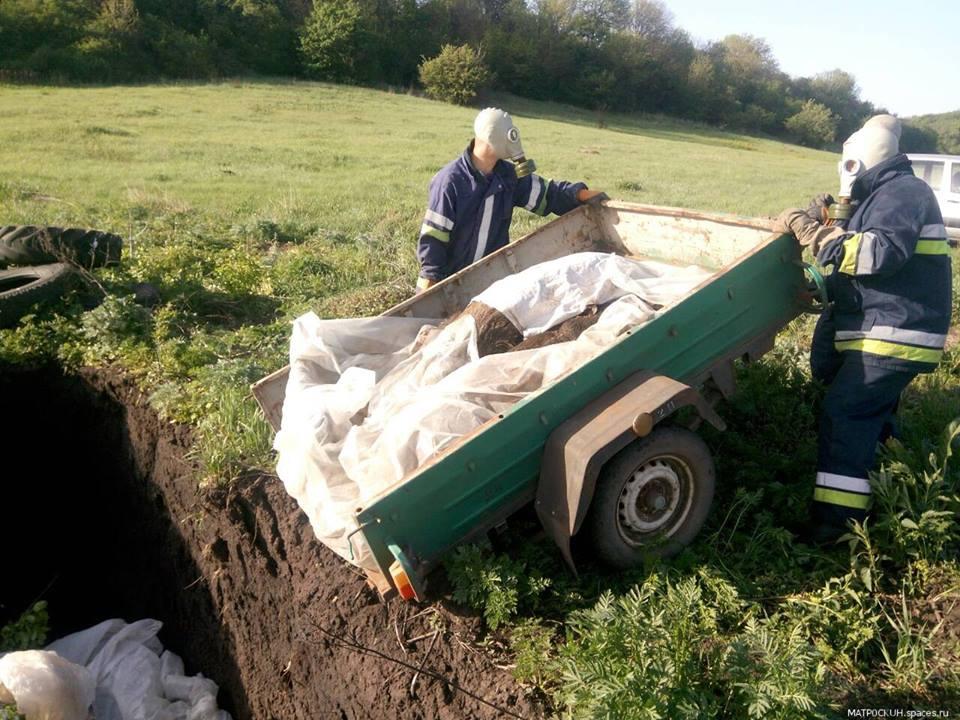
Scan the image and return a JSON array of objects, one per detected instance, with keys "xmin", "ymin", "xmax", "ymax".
[{"xmin": 1, "ymin": 81, "xmax": 957, "ymax": 717}]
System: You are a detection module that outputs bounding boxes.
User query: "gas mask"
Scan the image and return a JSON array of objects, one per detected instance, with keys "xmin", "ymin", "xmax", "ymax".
[
  {"xmin": 829, "ymin": 157, "xmax": 863, "ymax": 223},
  {"xmin": 828, "ymin": 114, "xmax": 901, "ymax": 224},
  {"xmin": 474, "ymin": 108, "xmax": 536, "ymax": 177}
]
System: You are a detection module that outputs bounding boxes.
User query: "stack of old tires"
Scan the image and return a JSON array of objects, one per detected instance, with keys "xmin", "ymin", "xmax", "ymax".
[{"xmin": 0, "ymin": 226, "xmax": 123, "ymax": 329}]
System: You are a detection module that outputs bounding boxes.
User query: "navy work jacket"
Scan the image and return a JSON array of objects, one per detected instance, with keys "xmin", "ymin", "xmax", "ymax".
[
  {"xmin": 417, "ymin": 142, "xmax": 586, "ymax": 281},
  {"xmin": 818, "ymin": 154, "xmax": 953, "ymax": 372}
]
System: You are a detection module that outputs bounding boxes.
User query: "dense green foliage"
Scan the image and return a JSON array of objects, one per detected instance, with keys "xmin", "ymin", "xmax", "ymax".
[
  {"xmin": 0, "ymin": 0, "xmax": 302, "ymax": 80},
  {"xmin": 904, "ymin": 112, "xmax": 960, "ymax": 155},
  {"xmin": 419, "ymin": 43, "xmax": 489, "ymax": 105},
  {"xmin": 786, "ymin": 100, "xmax": 838, "ymax": 148},
  {"xmin": 0, "ymin": 602, "xmax": 49, "ymax": 653},
  {"xmin": 3, "ymin": 0, "xmax": 956, "ymax": 143},
  {"xmin": 299, "ymin": 0, "xmax": 363, "ymax": 81}
]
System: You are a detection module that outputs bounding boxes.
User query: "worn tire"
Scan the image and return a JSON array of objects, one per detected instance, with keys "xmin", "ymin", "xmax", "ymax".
[
  {"xmin": 585, "ymin": 427, "xmax": 715, "ymax": 569},
  {"xmin": 0, "ymin": 264, "xmax": 78, "ymax": 328},
  {"xmin": 0, "ymin": 225, "xmax": 122, "ymax": 268}
]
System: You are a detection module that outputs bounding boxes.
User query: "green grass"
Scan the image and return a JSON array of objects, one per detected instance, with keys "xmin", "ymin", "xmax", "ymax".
[
  {"xmin": 1, "ymin": 80, "xmax": 957, "ymax": 716},
  {"xmin": 0, "ymin": 79, "xmax": 836, "ymax": 225}
]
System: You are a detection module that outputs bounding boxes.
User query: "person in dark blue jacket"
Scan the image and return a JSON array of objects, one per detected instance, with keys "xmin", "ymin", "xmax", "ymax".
[
  {"xmin": 777, "ymin": 114, "xmax": 953, "ymax": 543},
  {"xmin": 416, "ymin": 108, "xmax": 602, "ymax": 291}
]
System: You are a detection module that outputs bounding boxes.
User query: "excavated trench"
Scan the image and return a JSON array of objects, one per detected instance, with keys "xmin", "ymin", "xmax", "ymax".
[{"xmin": 0, "ymin": 365, "xmax": 540, "ymax": 720}]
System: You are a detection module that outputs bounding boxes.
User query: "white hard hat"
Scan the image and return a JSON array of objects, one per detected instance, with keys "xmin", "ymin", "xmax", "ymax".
[{"xmin": 474, "ymin": 108, "xmax": 525, "ymax": 161}]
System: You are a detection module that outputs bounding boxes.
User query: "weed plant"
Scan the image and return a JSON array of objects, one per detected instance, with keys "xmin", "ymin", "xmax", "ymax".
[{"xmin": 0, "ymin": 602, "xmax": 48, "ymax": 653}]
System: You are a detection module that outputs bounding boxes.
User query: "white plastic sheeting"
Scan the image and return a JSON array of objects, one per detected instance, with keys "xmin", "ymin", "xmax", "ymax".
[
  {"xmin": 0, "ymin": 620, "xmax": 232, "ymax": 720},
  {"xmin": 0, "ymin": 650, "xmax": 94, "ymax": 720},
  {"xmin": 275, "ymin": 252, "xmax": 712, "ymax": 570}
]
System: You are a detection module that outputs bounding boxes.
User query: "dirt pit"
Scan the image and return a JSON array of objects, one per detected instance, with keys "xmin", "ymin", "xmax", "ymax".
[{"xmin": 0, "ymin": 365, "xmax": 541, "ymax": 720}]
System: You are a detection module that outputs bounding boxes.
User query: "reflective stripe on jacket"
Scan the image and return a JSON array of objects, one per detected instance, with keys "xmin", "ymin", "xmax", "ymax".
[
  {"xmin": 817, "ymin": 154, "xmax": 953, "ymax": 373},
  {"xmin": 417, "ymin": 142, "xmax": 586, "ymax": 281}
]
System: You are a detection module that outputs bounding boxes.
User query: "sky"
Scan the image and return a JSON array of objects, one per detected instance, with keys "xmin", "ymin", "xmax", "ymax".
[{"xmin": 661, "ymin": 0, "xmax": 960, "ymax": 117}]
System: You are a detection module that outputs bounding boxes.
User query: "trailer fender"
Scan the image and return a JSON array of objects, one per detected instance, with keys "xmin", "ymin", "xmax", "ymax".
[{"xmin": 535, "ymin": 370, "xmax": 725, "ymax": 572}]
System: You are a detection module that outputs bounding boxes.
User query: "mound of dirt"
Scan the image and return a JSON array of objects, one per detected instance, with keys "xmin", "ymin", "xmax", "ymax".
[{"xmin": 0, "ymin": 365, "xmax": 543, "ymax": 720}]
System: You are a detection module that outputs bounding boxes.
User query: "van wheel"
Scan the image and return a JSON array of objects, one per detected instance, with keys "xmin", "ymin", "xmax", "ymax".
[
  {"xmin": 0, "ymin": 264, "xmax": 78, "ymax": 328},
  {"xmin": 585, "ymin": 427, "xmax": 715, "ymax": 569}
]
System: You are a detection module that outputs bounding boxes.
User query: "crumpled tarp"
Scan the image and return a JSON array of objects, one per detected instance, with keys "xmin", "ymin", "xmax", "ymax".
[
  {"xmin": 0, "ymin": 619, "xmax": 231, "ymax": 720},
  {"xmin": 275, "ymin": 252, "xmax": 711, "ymax": 569}
]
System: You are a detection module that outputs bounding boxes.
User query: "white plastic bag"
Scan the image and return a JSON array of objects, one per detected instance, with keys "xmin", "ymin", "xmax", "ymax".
[{"xmin": 0, "ymin": 650, "xmax": 95, "ymax": 720}]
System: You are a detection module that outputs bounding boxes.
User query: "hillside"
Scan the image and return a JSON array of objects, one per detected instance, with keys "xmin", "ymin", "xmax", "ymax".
[{"xmin": 906, "ymin": 109, "xmax": 960, "ymax": 154}]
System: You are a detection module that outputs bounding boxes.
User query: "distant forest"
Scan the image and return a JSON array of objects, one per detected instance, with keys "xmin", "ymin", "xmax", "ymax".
[{"xmin": 0, "ymin": 0, "xmax": 955, "ymax": 151}]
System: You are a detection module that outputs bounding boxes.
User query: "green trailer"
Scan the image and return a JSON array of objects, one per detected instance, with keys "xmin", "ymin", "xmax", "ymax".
[{"xmin": 252, "ymin": 201, "xmax": 814, "ymax": 600}]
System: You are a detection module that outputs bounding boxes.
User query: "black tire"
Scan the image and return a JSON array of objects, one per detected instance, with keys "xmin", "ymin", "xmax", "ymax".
[
  {"xmin": 585, "ymin": 427, "xmax": 715, "ymax": 569},
  {"xmin": 0, "ymin": 225, "xmax": 122, "ymax": 269},
  {"xmin": 0, "ymin": 264, "xmax": 78, "ymax": 328}
]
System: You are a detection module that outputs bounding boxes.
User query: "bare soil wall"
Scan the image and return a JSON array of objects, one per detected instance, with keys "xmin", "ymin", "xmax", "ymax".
[{"xmin": 0, "ymin": 365, "xmax": 540, "ymax": 720}]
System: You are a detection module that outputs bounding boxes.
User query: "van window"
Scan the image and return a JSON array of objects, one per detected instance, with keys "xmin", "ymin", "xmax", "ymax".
[
  {"xmin": 952, "ymin": 168, "xmax": 960, "ymax": 194},
  {"xmin": 913, "ymin": 160, "xmax": 944, "ymax": 190}
]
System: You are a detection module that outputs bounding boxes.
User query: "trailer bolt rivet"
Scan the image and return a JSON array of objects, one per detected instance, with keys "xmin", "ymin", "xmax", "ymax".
[
  {"xmin": 539, "ymin": 412, "xmax": 548, "ymax": 425},
  {"xmin": 605, "ymin": 369, "xmax": 614, "ymax": 382},
  {"xmin": 467, "ymin": 461, "xmax": 477, "ymax": 472},
  {"xmin": 668, "ymin": 326, "xmax": 678, "ymax": 337},
  {"xmin": 632, "ymin": 413, "xmax": 654, "ymax": 437},
  {"xmin": 727, "ymin": 288, "xmax": 735, "ymax": 299}
]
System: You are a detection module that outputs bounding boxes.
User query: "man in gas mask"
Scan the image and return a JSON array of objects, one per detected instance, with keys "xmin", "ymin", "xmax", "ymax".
[
  {"xmin": 416, "ymin": 108, "xmax": 603, "ymax": 291},
  {"xmin": 776, "ymin": 114, "xmax": 953, "ymax": 543}
]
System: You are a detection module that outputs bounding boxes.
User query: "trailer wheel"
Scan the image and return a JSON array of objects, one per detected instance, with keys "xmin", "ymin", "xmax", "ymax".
[{"xmin": 586, "ymin": 427, "xmax": 714, "ymax": 569}]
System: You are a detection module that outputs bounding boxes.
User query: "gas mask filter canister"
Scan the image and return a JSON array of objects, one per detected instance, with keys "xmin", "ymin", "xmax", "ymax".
[{"xmin": 829, "ymin": 157, "xmax": 863, "ymax": 223}]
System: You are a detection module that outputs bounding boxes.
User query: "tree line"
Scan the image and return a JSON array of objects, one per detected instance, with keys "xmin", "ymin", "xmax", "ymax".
[{"xmin": 0, "ymin": 0, "xmax": 946, "ymax": 150}]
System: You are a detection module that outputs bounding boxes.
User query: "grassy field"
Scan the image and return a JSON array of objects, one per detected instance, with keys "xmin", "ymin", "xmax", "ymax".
[
  {"xmin": 1, "ymin": 80, "xmax": 958, "ymax": 718},
  {"xmin": 0, "ymin": 80, "xmax": 836, "ymax": 224}
]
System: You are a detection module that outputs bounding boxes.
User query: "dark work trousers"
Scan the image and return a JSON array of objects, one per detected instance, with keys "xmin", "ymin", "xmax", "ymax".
[{"xmin": 809, "ymin": 310, "xmax": 918, "ymax": 529}]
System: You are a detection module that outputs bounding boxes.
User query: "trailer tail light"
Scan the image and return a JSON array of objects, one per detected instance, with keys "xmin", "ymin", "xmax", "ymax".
[
  {"xmin": 389, "ymin": 560, "xmax": 417, "ymax": 600},
  {"xmin": 387, "ymin": 542, "xmax": 424, "ymax": 602}
]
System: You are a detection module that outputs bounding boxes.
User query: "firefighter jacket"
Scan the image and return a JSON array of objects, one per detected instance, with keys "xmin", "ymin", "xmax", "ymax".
[
  {"xmin": 417, "ymin": 142, "xmax": 586, "ymax": 281},
  {"xmin": 817, "ymin": 153, "xmax": 953, "ymax": 373}
]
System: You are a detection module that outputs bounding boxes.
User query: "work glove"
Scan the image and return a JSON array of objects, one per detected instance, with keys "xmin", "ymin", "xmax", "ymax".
[
  {"xmin": 805, "ymin": 193, "xmax": 835, "ymax": 224},
  {"xmin": 415, "ymin": 276, "xmax": 438, "ymax": 294},
  {"xmin": 774, "ymin": 207, "xmax": 844, "ymax": 256},
  {"xmin": 577, "ymin": 189, "xmax": 608, "ymax": 204}
]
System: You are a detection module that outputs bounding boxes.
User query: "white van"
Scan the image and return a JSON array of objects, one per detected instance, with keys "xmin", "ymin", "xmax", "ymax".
[{"xmin": 907, "ymin": 153, "xmax": 960, "ymax": 229}]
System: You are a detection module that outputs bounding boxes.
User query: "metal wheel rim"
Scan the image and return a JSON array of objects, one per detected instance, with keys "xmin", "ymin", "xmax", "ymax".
[{"xmin": 615, "ymin": 454, "xmax": 695, "ymax": 546}]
